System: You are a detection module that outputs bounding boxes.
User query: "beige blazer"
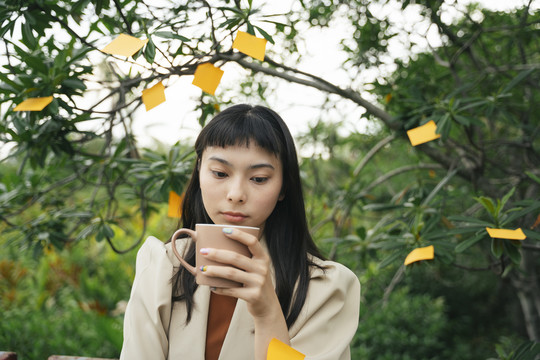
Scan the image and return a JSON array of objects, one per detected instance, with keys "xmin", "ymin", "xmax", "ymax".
[{"xmin": 120, "ymin": 236, "xmax": 360, "ymax": 360}]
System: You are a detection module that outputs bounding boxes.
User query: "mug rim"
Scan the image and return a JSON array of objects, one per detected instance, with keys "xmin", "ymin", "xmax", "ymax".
[{"xmin": 195, "ymin": 223, "xmax": 259, "ymax": 230}]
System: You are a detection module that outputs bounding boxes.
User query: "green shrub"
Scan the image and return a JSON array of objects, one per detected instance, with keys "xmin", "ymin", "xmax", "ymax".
[
  {"xmin": 352, "ymin": 287, "xmax": 451, "ymax": 360},
  {"xmin": 0, "ymin": 304, "xmax": 122, "ymax": 359},
  {"xmin": 0, "ymin": 240, "xmax": 134, "ymax": 359}
]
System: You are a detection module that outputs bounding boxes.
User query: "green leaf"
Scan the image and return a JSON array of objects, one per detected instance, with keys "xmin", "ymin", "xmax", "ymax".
[
  {"xmin": 76, "ymin": 223, "xmax": 97, "ymax": 240},
  {"xmin": 220, "ymin": 18, "xmax": 241, "ymax": 30},
  {"xmin": 523, "ymin": 229, "xmax": 540, "ymax": 241},
  {"xmin": 59, "ymin": 211, "xmax": 93, "ymax": 219},
  {"xmin": 21, "ymin": 21, "xmax": 37, "ymax": 49},
  {"xmin": 24, "ymin": 55, "xmax": 48, "ymax": 74},
  {"xmin": 0, "ymin": 20, "xmax": 14, "ymax": 39},
  {"xmin": 423, "ymin": 226, "xmax": 483, "ymax": 241},
  {"xmin": 254, "ymin": 25, "xmax": 274, "ymax": 45},
  {"xmin": 455, "ymin": 232, "xmax": 485, "ymax": 253},
  {"xmin": 132, "ymin": 46, "xmax": 144, "ymax": 60},
  {"xmin": 62, "ymin": 78, "xmax": 87, "ymax": 91},
  {"xmin": 503, "ymin": 240, "xmax": 521, "ymax": 265},
  {"xmin": 378, "ymin": 251, "xmax": 404, "ymax": 269},
  {"xmin": 509, "ymin": 340, "xmax": 540, "ymax": 360},
  {"xmin": 500, "ymin": 187, "xmax": 515, "ymax": 210},
  {"xmin": 246, "ymin": 22, "xmax": 255, "ymax": 35},
  {"xmin": 501, "ymin": 68, "xmax": 535, "ymax": 94},
  {"xmin": 218, "ymin": 7, "xmax": 244, "ymax": 16},
  {"xmin": 501, "ymin": 201, "xmax": 540, "ymax": 226},
  {"xmin": 524, "ymin": 171, "xmax": 540, "ymax": 185},
  {"xmin": 95, "ymin": 0, "xmax": 106, "ymax": 15},
  {"xmin": 154, "ymin": 31, "xmax": 190, "ymax": 42},
  {"xmin": 0, "ymin": 72, "xmax": 24, "ymax": 91},
  {"xmin": 363, "ymin": 203, "xmax": 405, "ymax": 211},
  {"xmin": 422, "ymin": 168, "xmax": 457, "ymax": 206},
  {"xmin": 144, "ymin": 38, "xmax": 156, "ymax": 63},
  {"xmin": 491, "ymin": 238, "xmax": 504, "ymax": 258},
  {"xmin": 474, "ymin": 196, "xmax": 496, "ymax": 217},
  {"xmin": 436, "ymin": 113, "xmax": 451, "ymax": 139},
  {"xmin": 103, "ymin": 223, "xmax": 115, "ymax": 238},
  {"xmin": 446, "ymin": 215, "xmax": 493, "ymax": 227},
  {"xmin": 453, "ymin": 114, "xmax": 470, "ymax": 126}
]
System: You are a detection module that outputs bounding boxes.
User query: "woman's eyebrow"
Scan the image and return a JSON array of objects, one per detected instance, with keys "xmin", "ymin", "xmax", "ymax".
[
  {"xmin": 208, "ymin": 156, "xmax": 232, "ymax": 166},
  {"xmin": 249, "ymin": 163, "xmax": 275, "ymax": 170},
  {"xmin": 208, "ymin": 156, "xmax": 275, "ymax": 170}
]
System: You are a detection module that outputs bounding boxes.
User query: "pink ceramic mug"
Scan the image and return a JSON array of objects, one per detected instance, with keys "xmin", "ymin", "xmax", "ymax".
[{"xmin": 171, "ymin": 224, "xmax": 260, "ymax": 288}]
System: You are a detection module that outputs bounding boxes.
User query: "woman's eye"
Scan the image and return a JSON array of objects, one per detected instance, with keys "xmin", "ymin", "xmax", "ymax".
[
  {"xmin": 212, "ymin": 171, "xmax": 228, "ymax": 178},
  {"xmin": 252, "ymin": 177, "xmax": 268, "ymax": 184}
]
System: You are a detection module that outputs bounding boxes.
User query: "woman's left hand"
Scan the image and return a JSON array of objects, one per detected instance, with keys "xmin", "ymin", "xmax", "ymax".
[{"xmin": 199, "ymin": 227, "xmax": 280, "ymax": 319}]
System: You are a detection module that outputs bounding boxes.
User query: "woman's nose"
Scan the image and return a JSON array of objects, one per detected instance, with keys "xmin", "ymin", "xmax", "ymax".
[{"xmin": 227, "ymin": 180, "xmax": 246, "ymax": 203}]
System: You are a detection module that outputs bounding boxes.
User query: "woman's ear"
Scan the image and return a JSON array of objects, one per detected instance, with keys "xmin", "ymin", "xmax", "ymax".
[
  {"xmin": 197, "ymin": 158, "xmax": 201, "ymax": 171},
  {"xmin": 278, "ymin": 190, "xmax": 285, "ymax": 201}
]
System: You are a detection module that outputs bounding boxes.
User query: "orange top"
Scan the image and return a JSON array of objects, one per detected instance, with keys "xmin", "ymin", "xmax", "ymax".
[{"xmin": 205, "ymin": 292, "xmax": 238, "ymax": 360}]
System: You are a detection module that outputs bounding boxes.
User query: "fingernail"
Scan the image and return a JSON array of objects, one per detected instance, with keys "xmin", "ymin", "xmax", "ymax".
[
  {"xmin": 222, "ymin": 228, "xmax": 233, "ymax": 234},
  {"xmin": 200, "ymin": 265, "xmax": 207, "ymax": 272},
  {"xmin": 200, "ymin": 248, "xmax": 209, "ymax": 255},
  {"xmin": 210, "ymin": 287, "xmax": 217, "ymax": 291}
]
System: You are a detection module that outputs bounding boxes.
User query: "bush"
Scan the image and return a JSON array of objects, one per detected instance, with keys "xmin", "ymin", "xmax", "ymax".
[
  {"xmin": 352, "ymin": 287, "xmax": 452, "ymax": 360},
  {"xmin": 0, "ymin": 240, "xmax": 134, "ymax": 359}
]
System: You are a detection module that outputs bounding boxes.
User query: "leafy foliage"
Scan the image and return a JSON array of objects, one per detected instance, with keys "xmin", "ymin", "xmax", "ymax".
[{"xmin": 1, "ymin": 0, "xmax": 540, "ymax": 358}]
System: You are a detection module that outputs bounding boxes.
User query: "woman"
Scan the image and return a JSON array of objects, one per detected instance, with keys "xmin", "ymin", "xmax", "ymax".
[{"xmin": 120, "ymin": 104, "xmax": 360, "ymax": 360}]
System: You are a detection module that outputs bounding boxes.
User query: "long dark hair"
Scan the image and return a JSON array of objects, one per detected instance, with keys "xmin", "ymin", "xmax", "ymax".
[{"xmin": 171, "ymin": 104, "xmax": 325, "ymax": 328}]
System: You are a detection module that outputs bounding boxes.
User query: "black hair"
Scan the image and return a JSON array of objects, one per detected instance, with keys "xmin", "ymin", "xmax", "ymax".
[{"xmin": 171, "ymin": 104, "xmax": 325, "ymax": 328}]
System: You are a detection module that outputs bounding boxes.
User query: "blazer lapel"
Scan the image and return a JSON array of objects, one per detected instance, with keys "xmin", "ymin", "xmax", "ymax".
[
  {"xmin": 168, "ymin": 285, "xmax": 211, "ymax": 359},
  {"xmin": 218, "ymin": 298, "xmax": 255, "ymax": 360}
]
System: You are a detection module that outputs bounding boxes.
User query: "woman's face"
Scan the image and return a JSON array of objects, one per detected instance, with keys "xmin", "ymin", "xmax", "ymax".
[{"xmin": 199, "ymin": 144, "xmax": 283, "ymax": 232}]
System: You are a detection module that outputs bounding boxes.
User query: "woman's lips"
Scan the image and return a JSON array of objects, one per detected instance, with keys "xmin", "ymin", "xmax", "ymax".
[{"xmin": 221, "ymin": 212, "xmax": 248, "ymax": 223}]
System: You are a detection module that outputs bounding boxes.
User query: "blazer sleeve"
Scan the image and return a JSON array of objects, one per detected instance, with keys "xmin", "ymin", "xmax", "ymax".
[
  {"xmin": 290, "ymin": 261, "xmax": 360, "ymax": 360},
  {"xmin": 120, "ymin": 237, "xmax": 176, "ymax": 360}
]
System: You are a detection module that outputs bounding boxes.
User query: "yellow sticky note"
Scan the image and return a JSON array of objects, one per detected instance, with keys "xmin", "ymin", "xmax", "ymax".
[
  {"xmin": 407, "ymin": 120, "xmax": 441, "ymax": 146},
  {"xmin": 13, "ymin": 96, "xmax": 53, "ymax": 111},
  {"xmin": 101, "ymin": 34, "xmax": 148, "ymax": 57},
  {"xmin": 232, "ymin": 31, "xmax": 267, "ymax": 61},
  {"xmin": 404, "ymin": 245, "xmax": 434, "ymax": 266},
  {"xmin": 142, "ymin": 82, "xmax": 166, "ymax": 111},
  {"xmin": 168, "ymin": 191, "xmax": 183, "ymax": 218},
  {"xmin": 267, "ymin": 338, "xmax": 305, "ymax": 360},
  {"xmin": 486, "ymin": 227, "xmax": 526, "ymax": 240},
  {"xmin": 192, "ymin": 63, "xmax": 224, "ymax": 95}
]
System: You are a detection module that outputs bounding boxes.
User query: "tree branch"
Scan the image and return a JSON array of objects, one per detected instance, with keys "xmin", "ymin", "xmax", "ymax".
[
  {"xmin": 356, "ymin": 163, "xmax": 444, "ymax": 200},
  {"xmin": 353, "ymin": 134, "xmax": 397, "ymax": 177},
  {"xmin": 219, "ymin": 53, "xmax": 397, "ymax": 129},
  {"xmin": 113, "ymin": 0, "xmax": 133, "ymax": 35}
]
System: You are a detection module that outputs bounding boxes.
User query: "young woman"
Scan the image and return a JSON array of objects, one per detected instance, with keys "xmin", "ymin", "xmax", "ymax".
[{"xmin": 120, "ymin": 104, "xmax": 360, "ymax": 360}]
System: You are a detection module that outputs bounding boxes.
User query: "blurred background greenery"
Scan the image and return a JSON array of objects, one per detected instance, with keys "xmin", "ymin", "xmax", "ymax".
[{"xmin": 1, "ymin": 0, "xmax": 539, "ymax": 359}]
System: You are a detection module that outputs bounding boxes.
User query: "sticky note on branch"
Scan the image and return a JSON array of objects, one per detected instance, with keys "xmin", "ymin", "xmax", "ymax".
[
  {"xmin": 14, "ymin": 96, "xmax": 54, "ymax": 111},
  {"xmin": 267, "ymin": 338, "xmax": 305, "ymax": 360},
  {"xmin": 101, "ymin": 34, "xmax": 148, "ymax": 57},
  {"xmin": 232, "ymin": 31, "xmax": 267, "ymax": 61},
  {"xmin": 142, "ymin": 82, "xmax": 166, "ymax": 111},
  {"xmin": 486, "ymin": 227, "xmax": 526, "ymax": 240},
  {"xmin": 407, "ymin": 120, "xmax": 441, "ymax": 146},
  {"xmin": 404, "ymin": 245, "xmax": 434, "ymax": 266},
  {"xmin": 168, "ymin": 191, "xmax": 183, "ymax": 218},
  {"xmin": 192, "ymin": 63, "xmax": 224, "ymax": 95}
]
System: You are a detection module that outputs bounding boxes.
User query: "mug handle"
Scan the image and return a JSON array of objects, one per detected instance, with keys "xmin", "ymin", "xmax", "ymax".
[{"xmin": 171, "ymin": 228, "xmax": 197, "ymax": 276}]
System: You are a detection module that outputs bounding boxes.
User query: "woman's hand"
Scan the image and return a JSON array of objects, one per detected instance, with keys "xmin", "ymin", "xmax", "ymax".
[
  {"xmin": 199, "ymin": 227, "xmax": 278, "ymax": 317},
  {"xmin": 199, "ymin": 227, "xmax": 290, "ymax": 359}
]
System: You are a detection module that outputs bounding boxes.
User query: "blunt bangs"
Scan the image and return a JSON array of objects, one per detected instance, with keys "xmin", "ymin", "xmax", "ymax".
[{"xmin": 195, "ymin": 105, "xmax": 286, "ymax": 158}]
